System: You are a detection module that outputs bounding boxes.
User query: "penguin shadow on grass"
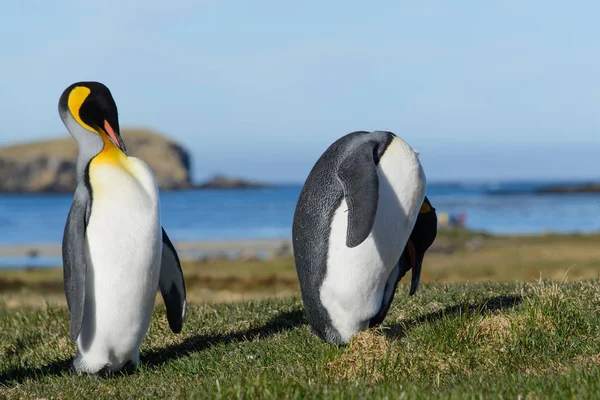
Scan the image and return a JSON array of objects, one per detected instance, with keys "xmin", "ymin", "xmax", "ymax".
[
  {"xmin": 141, "ymin": 308, "xmax": 305, "ymax": 368},
  {"xmin": 0, "ymin": 309, "xmax": 306, "ymax": 385},
  {"xmin": 381, "ymin": 294, "xmax": 524, "ymax": 340}
]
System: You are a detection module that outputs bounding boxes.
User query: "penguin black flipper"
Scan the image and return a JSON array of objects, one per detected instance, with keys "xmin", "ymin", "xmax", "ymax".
[
  {"xmin": 337, "ymin": 143, "xmax": 379, "ymax": 248},
  {"xmin": 158, "ymin": 228, "xmax": 187, "ymax": 333},
  {"xmin": 62, "ymin": 186, "xmax": 91, "ymax": 342}
]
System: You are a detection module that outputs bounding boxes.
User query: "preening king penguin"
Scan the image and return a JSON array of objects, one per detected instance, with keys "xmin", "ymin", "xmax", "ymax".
[
  {"xmin": 58, "ymin": 81, "xmax": 187, "ymax": 374},
  {"xmin": 292, "ymin": 131, "xmax": 437, "ymax": 344}
]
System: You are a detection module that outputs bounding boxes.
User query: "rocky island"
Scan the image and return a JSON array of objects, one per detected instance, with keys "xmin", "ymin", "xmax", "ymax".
[
  {"xmin": 0, "ymin": 129, "xmax": 192, "ymax": 193},
  {"xmin": 197, "ymin": 175, "xmax": 270, "ymax": 189},
  {"xmin": 535, "ymin": 183, "xmax": 600, "ymax": 194},
  {"xmin": 0, "ymin": 130, "xmax": 273, "ymax": 193}
]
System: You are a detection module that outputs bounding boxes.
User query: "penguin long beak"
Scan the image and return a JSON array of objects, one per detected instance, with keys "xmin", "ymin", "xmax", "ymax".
[
  {"xmin": 406, "ymin": 241, "xmax": 422, "ymax": 296},
  {"xmin": 102, "ymin": 120, "xmax": 122, "ymax": 150}
]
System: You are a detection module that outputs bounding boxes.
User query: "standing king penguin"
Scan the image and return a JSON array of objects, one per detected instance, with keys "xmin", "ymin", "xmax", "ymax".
[
  {"xmin": 292, "ymin": 131, "xmax": 437, "ymax": 344},
  {"xmin": 58, "ymin": 81, "xmax": 187, "ymax": 374}
]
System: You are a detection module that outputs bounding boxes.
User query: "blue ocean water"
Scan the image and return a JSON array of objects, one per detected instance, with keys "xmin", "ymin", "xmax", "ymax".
[{"xmin": 0, "ymin": 181, "xmax": 599, "ymax": 246}]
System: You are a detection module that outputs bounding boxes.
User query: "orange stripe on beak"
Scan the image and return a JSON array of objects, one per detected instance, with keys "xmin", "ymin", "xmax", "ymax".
[{"xmin": 104, "ymin": 120, "xmax": 120, "ymax": 149}]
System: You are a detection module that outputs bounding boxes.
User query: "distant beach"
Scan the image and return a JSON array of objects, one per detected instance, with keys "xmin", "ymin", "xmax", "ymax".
[{"xmin": 0, "ymin": 238, "xmax": 293, "ymax": 269}]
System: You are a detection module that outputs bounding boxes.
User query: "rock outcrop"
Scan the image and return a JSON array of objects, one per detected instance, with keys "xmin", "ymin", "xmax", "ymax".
[
  {"xmin": 198, "ymin": 175, "xmax": 269, "ymax": 189},
  {"xmin": 0, "ymin": 129, "xmax": 192, "ymax": 193},
  {"xmin": 536, "ymin": 183, "xmax": 600, "ymax": 194}
]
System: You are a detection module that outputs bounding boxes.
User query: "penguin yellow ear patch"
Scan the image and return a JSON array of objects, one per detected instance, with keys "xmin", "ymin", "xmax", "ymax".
[
  {"xmin": 420, "ymin": 202, "xmax": 431, "ymax": 214},
  {"xmin": 68, "ymin": 86, "xmax": 94, "ymax": 132}
]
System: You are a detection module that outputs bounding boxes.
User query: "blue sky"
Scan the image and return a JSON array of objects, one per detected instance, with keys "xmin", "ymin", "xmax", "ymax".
[{"xmin": 1, "ymin": 1, "xmax": 599, "ymax": 183}]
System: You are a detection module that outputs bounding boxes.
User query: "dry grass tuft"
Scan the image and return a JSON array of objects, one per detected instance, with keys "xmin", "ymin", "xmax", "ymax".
[
  {"xmin": 574, "ymin": 354, "xmax": 600, "ymax": 368},
  {"xmin": 326, "ymin": 330, "xmax": 393, "ymax": 383},
  {"xmin": 475, "ymin": 314, "xmax": 513, "ymax": 345}
]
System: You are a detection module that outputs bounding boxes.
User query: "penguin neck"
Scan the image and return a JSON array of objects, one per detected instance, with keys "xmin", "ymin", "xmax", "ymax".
[
  {"xmin": 62, "ymin": 113, "xmax": 103, "ymax": 183},
  {"xmin": 73, "ymin": 135, "xmax": 103, "ymax": 185}
]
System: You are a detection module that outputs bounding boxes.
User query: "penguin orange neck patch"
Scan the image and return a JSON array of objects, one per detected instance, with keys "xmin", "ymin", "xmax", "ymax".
[
  {"xmin": 93, "ymin": 126, "xmax": 128, "ymax": 167},
  {"xmin": 420, "ymin": 202, "xmax": 431, "ymax": 214}
]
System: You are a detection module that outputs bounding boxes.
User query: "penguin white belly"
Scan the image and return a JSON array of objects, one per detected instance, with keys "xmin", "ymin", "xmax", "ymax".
[
  {"xmin": 75, "ymin": 159, "xmax": 162, "ymax": 373},
  {"xmin": 320, "ymin": 138, "xmax": 426, "ymax": 342}
]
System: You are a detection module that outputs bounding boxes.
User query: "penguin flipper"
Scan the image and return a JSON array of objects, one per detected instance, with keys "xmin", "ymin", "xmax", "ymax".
[
  {"xmin": 337, "ymin": 144, "xmax": 379, "ymax": 248},
  {"xmin": 159, "ymin": 228, "xmax": 187, "ymax": 333},
  {"xmin": 62, "ymin": 186, "xmax": 90, "ymax": 342}
]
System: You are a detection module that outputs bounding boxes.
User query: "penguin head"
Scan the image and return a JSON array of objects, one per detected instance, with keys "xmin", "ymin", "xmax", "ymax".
[
  {"xmin": 401, "ymin": 196, "xmax": 437, "ymax": 296},
  {"xmin": 58, "ymin": 81, "xmax": 127, "ymax": 154}
]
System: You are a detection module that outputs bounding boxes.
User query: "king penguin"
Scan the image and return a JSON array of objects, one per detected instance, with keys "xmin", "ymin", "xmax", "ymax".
[
  {"xmin": 58, "ymin": 81, "xmax": 187, "ymax": 374},
  {"xmin": 292, "ymin": 130, "xmax": 437, "ymax": 344}
]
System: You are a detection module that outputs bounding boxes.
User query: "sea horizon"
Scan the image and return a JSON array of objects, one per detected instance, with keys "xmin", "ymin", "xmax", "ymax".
[{"xmin": 0, "ymin": 178, "xmax": 598, "ymax": 243}]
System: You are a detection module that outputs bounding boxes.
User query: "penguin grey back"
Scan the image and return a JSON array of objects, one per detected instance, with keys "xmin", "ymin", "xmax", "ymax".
[{"xmin": 292, "ymin": 130, "xmax": 395, "ymax": 343}]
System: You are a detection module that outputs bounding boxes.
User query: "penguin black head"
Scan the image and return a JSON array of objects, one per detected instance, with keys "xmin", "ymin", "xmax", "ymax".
[
  {"xmin": 58, "ymin": 81, "xmax": 127, "ymax": 152},
  {"xmin": 401, "ymin": 196, "xmax": 437, "ymax": 296}
]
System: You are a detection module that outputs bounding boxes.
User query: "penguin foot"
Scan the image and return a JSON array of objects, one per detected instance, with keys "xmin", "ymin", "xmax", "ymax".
[
  {"xmin": 119, "ymin": 360, "xmax": 138, "ymax": 375},
  {"xmin": 97, "ymin": 366, "xmax": 113, "ymax": 379}
]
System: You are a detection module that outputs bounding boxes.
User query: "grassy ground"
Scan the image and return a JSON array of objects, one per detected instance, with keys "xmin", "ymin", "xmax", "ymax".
[
  {"xmin": 2, "ymin": 280, "xmax": 600, "ymax": 398},
  {"xmin": 2, "ymin": 230, "xmax": 600, "ymax": 398}
]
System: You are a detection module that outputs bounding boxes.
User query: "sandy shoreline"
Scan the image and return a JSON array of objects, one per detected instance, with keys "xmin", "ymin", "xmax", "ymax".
[
  {"xmin": 0, "ymin": 230, "xmax": 597, "ymax": 265},
  {"xmin": 0, "ymin": 238, "xmax": 294, "ymax": 260}
]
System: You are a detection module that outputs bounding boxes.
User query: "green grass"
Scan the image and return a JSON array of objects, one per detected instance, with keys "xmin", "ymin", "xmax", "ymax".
[{"xmin": 2, "ymin": 280, "xmax": 600, "ymax": 399}]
